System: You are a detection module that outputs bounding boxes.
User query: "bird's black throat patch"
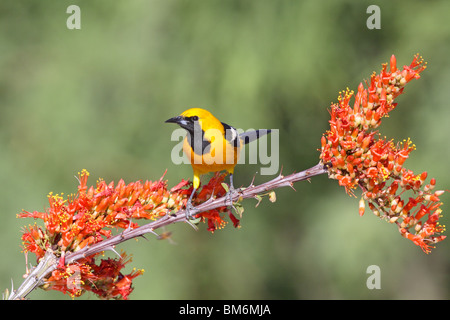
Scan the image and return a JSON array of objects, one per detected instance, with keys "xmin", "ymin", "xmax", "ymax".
[{"xmin": 186, "ymin": 121, "xmax": 211, "ymax": 156}]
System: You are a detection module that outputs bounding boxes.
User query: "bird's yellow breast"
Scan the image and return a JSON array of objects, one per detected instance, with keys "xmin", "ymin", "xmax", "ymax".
[{"xmin": 183, "ymin": 135, "xmax": 240, "ymax": 175}]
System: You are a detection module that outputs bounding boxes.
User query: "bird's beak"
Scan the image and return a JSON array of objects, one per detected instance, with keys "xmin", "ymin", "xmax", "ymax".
[{"xmin": 165, "ymin": 116, "xmax": 187, "ymax": 126}]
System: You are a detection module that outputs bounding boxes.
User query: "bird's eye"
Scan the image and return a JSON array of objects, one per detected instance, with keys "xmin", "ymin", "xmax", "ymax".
[{"xmin": 191, "ymin": 116, "xmax": 199, "ymax": 121}]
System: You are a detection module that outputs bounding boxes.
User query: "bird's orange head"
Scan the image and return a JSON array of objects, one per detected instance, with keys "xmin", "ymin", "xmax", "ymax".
[{"xmin": 165, "ymin": 108, "xmax": 223, "ymax": 133}]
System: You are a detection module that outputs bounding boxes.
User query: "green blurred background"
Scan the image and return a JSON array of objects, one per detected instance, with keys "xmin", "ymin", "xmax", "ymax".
[{"xmin": 0, "ymin": 0, "xmax": 449, "ymax": 300}]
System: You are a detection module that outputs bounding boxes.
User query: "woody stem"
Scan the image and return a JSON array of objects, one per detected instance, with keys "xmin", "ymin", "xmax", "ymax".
[
  {"xmin": 8, "ymin": 250, "xmax": 58, "ymax": 300},
  {"xmin": 8, "ymin": 162, "xmax": 328, "ymax": 300}
]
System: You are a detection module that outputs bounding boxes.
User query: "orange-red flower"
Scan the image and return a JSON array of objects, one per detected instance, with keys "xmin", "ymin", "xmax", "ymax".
[{"xmin": 320, "ymin": 54, "xmax": 446, "ymax": 253}]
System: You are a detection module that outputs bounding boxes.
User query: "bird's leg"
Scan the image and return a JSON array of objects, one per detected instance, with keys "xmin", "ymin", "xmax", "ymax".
[
  {"xmin": 225, "ymin": 174, "xmax": 240, "ymax": 207},
  {"xmin": 185, "ymin": 187, "xmax": 197, "ymax": 220}
]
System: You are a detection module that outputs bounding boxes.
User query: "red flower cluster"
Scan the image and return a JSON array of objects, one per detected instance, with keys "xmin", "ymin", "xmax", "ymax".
[
  {"xmin": 42, "ymin": 252, "xmax": 143, "ymax": 300},
  {"xmin": 19, "ymin": 169, "xmax": 239, "ymax": 298},
  {"xmin": 320, "ymin": 54, "xmax": 446, "ymax": 253},
  {"xmin": 20, "ymin": 170, "xmax": 189, "ymax": 260}
]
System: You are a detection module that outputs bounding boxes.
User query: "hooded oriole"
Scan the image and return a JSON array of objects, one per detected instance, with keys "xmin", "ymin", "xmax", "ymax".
[{"xmin": 166, "ymin": 108, "xmax": 271, "ymax": 219}]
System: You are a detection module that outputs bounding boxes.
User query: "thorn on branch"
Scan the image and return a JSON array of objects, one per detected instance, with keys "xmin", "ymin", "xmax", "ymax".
[{"xmin": 106, "ymin": 246, "xmax": 121, "ymax": 258}]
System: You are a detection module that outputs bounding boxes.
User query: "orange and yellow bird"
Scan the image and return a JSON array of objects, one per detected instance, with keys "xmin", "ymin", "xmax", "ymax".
[{"xmin": 166, "ymin": 108, "xmax": 270, "ymax": 219}]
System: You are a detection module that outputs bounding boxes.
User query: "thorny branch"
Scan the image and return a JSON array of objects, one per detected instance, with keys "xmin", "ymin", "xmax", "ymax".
[{"xmin": 7, "ymin": 162, "xmax": 328, "ymax": 300}]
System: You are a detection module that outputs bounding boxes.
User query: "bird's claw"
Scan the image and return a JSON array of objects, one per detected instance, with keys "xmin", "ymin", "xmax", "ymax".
[
  {"xmin": 185, "ymin": 201, "xmax": 197, "ymax": 220},
  {"xmin": 225, "ymin": 186, "xmax": 242, "ymax": 207}
]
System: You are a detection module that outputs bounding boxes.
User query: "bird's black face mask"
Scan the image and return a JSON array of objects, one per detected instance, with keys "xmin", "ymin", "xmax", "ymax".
[{"xmin": 165, "ymin": 115, "xmax": 210, "ymax": 155}]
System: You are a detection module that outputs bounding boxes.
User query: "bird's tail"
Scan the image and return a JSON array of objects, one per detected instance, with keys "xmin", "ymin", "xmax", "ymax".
[{"xmin": 239, "ymin": 129, "xmax": 272, "ymax": 145}]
